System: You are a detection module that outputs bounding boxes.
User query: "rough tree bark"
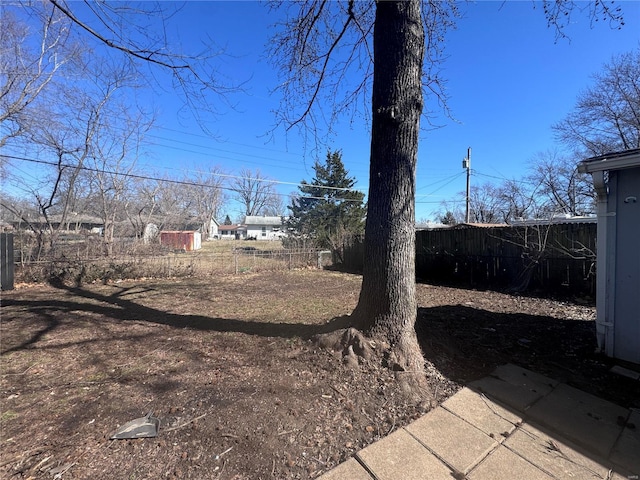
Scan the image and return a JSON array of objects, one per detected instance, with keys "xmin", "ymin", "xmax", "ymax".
[{"xmin": 348, "ymin": 0, "xmax": 429, "ymax": 400}]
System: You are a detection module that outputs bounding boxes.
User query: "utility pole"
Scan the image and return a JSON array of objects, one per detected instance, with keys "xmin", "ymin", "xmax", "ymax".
[{"xmin": 463, "ymin": 147, "xmax": 471, "ymax": 223}]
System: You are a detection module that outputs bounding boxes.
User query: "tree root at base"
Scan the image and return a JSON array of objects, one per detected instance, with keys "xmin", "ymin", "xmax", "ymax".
[{"xmin": 312, "ymin": 327, "xmax": 435, "ymax": 406}]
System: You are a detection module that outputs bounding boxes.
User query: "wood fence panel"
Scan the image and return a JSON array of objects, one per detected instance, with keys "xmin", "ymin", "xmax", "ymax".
[{"xmin": 341, "ymin": 223, "xmax": 596, "ymax": 297}]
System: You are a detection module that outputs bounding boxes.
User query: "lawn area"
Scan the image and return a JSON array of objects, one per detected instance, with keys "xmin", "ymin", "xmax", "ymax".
[
  {"xmin": 199, "ymin": 239, "xmax": 286, "ymax": 254},
  {"xmin": 2, "ymin": 269, "xmax": 635, "ymax": 479}
]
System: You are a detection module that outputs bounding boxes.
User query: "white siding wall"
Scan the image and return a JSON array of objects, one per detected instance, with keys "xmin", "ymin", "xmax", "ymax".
[{"xmin": 246, "ymin": 225, "xmax": 284, "ymax": 240}]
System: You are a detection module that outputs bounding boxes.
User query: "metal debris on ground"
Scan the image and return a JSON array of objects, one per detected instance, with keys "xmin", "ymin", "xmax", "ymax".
[{"xmin": 110, "ymin": 412, "xmax": 160, "ymax": 439}]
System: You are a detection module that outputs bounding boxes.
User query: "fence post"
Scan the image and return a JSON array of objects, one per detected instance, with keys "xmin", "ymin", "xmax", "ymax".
[
  {"xmin": 1, "ymin": 233, "xmax": 15, "ymax": 291},
  {"xmin": 235, "ymin": 251, "xmax": 238, "ymax": 274}
]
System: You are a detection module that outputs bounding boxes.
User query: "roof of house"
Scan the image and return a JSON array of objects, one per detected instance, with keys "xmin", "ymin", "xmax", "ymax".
[
  {"xmin": 452, "ymin": 223, "xmax": 510, "ymax": 229},
  {"xmin": 510, "ymin": 216, "xmax": 597, "ymax": 226},
  {"xmin": 39, "ymin": 214, "xmax": 104, "ymax": 224},
  {"xmin": 415, "ymin": 222, "xmax": 448, "ymax": 230},
  {"xmin": 219, "ymin": 224, "xmax": 246, "ymax": 232},
  {"xmin": 578, "ymin": 148, "xmax": 640, "ymax": 173},
  {"xmin": 244, "ymin": 216, "xmax": 282, "ymax": 226}
]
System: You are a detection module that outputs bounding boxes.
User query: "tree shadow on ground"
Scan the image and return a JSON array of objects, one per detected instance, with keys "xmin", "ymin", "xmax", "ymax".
[
  {"xmin": 1, "ymin": 280, "xmax": 351, "ymax": 355},
  {"xmin": 4, "ymin": 282, "xmax": 637, "ymax": 408},
  {"xmin": 416, "ymin": 305, "xmax": 640, "ymax": 408}
]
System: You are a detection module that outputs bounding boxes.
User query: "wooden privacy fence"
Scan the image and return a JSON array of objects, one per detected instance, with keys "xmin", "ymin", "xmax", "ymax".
[{"xmin": 340, "ymin": 222, "xmax": 597, "ymax": 296}]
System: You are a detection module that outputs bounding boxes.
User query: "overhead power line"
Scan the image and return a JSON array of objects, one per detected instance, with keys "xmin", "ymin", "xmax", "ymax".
[
  {"xmin": 1, "ymin": 154, "xmax": 366, "ymax": 203},
  {"xmin": 472, "ymin": 170, "xmax": 540, "ymax": 187}
]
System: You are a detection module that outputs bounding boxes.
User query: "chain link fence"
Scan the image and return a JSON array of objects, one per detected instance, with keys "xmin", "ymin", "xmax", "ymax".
[{"xmin": 13, "ymin": 247, "xmax": 333, "ymax": 285}]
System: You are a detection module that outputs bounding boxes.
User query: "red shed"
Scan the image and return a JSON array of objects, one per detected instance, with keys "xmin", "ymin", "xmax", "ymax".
[{"xmin": 160, "ymin": 231, "xmax": 202, "ymax": 252}]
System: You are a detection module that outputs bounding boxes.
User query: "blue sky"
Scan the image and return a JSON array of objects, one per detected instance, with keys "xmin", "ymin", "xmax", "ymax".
[
  {"xmin": 6, "ymin": 1, "xmax": 640, "ymax": 222},
  {"xmin": 138, "ymin": 0, "xmax": 640, "ymax": 221}
]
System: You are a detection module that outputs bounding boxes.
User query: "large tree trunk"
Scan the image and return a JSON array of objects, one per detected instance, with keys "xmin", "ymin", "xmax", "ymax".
[{"xmin": 350, "ymin": 1, "xmax": 428, "ymax": 398}]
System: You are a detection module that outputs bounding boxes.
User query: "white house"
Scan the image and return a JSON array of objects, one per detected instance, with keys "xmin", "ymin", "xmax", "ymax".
[
  {"xmin": 218, "ymin": 224, "xmax": 247, "ymax": 240},
  {"xmin": 184, "ymin": 217, "xmax": 219, "ymax": 240},
  {"xmin": 244, "ymin": 216, "xmax": 285, "ymax": 240},
  {"xmin": 578, "ymin": 148, "xmax": 640, "ymax": 364},
  {"xmin": 206, "ymin": 218, "xmax": 220, "ymax": 240}
]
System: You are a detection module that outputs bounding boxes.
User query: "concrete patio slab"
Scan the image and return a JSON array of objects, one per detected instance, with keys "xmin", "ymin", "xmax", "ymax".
[
  {"xmin": 317, "ymin": 457, "xmax": 372, "ymax": 480},
  {"xmin": 610, "ymin": 408, "xmax": 640, "ymax": 474},
  {"xmin": 469, "ymin": 364, "xmax": 558, "ymax": 411},
  {"xmin": 405, "ymin": 406, "xmax": 498, "ymax": 474},
  {"xmin": 468, "ymin": 445, "xmax": 554, "ymax": 480},
  {"xmin": 442, "ymin": 387, "xmax": 522, "ymax": 439},
  {"xmin": 319, "ymin": 364, "xmax": 640, "ymax": 480},
  {"xmin": 355, "ymin": 429, "xmax": 452, "ymax": 480},
  {"xmin": 505, "ymin": 422, "xmax": 626, "ymax": 479},
  {"xmin": 491, "ymin": 363, "xmax": 559, "ymax": 393},
  {"xmin": 526, "ymin": 383, "xmax": 629, "ymax": 458},
  {"xmin": 610, "ymin": 365, "xmax": 640, "ymax": 381}
]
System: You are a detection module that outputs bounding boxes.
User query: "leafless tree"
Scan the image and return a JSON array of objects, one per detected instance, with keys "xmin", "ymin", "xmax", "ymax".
[
  {"xmin": 25, "ymin": 104, "xmax": 101, "ymax": 253},
  {"xmin": 86, "ymin": 99, "xmax": 153, "ymax": 255},
  {"xmin": 262, "ymin": 193, "xmax": 286, "ymax": 217},
  {"xmin": 527, "ymin": 149, "xmax": 595, "ymax": 217},
  {"xmin": 5, "ymin": 54, "xmax": 148, "ymax": 258},
  {"xmin": 230, "ymin": 168, "xmax": 280, "ymax": 217},
  {"xmin": 468, "ymin": 183, "xmax": 505, "ymax": 224},
  {"xmin": 45, "ymin": 0, "xmax": 239, "ymax": 127},
  {"xmin": 2, "ymin": 0, "xmax": 237, "ymax": 192},
  {"xmin": 0, "ymin": 5, "xmax": 79, "ymax": 149},
  {"xmin": 150, "ymin": 177, "xmax": 193, "ymax": 231},
  {"xmin": 553, "ymin": 47, "xmax": 640, "ymax": 156},
  {"xmin": 269, "ymin": 0, "xmax": 452, "ymax": 397},
  {"xmin": 181, "ymin": 166, "xmax": 229, "ymax": 238},
  {"xmin": 438, "ymin": 180, "xmax": 533, "ymax": 225},
  {"xmin": 538, "ymin": 0, "xmax": 625, "ymax": 41},
  {"xmin": 495, "ymin": 179, "xmax": 539, "ymax": 222},
  {"xmin": 2, "ymin": 1, "xmax": 236, "ymax": 259},
  {"xmin": 440, "ymin": 153, "xmax": 594, "ymax": 225},
  {"xmin": 124, "ymin": 177, "xmax": 162, "ymax": 240}
]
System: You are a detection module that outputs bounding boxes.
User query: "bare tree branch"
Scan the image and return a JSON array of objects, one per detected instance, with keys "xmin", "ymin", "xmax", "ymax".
[
  {"xmin": 539, "ymin": 0, "xmax": 625, "ymax": 41},
  {"xmin": 49, "ymin": 0, "xmax": 190, "ymax": 70},
  {"xmin": 230, "ymin": 168, "xmax": 279, "ymax": 217},
  {"xmin": 46, "ymin": 0, "xmax": 241, "ymax": 125},
  {"xmin": 0, "ymin": 5, "xmax": 78, "ymax": 148},
  {"xmin": 553, "ymin": 47, "xmax": 640, "ymax": 155}
]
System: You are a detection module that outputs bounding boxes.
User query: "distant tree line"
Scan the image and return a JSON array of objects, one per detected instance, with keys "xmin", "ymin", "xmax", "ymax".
[{"xmin": 0, "ymin": 4, "xmax": 284, "ymax": 259}]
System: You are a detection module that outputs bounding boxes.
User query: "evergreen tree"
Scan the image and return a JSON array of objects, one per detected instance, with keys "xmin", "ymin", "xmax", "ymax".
[
  {"xmin": 287, "ymin": 150, "xmax": 365, "ymax": 249},
  {"xmin": 223, "ymin": 215, "xmax": 232, "ymax": 225},
  {"xmin": 440, "ymin": 211, "xmax": 458, "ymax": 226}
]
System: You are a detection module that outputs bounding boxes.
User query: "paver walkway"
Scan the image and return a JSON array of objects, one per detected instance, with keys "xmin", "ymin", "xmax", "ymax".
[{"xmin": 320, "ymin": 364, "xmax": 640, "ymax": 480}]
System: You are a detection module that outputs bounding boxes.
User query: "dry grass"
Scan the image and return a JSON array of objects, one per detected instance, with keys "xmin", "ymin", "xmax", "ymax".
[
  {"xmin": 3, "ymin": 269, "xmax": 634, "ymax": 480},
  {"xmin": 199, "ymin": 239, "xmax": 285, "ymax": 254},
  {"xmin": 14, "ymin": 240, "xmax": 322, "ymax": 284}
]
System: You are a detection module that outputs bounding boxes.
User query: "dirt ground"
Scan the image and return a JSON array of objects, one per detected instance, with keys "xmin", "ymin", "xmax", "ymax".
[{"xmin": 2, "ymin": 269, "xmax": 638, "ymax": 479}]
